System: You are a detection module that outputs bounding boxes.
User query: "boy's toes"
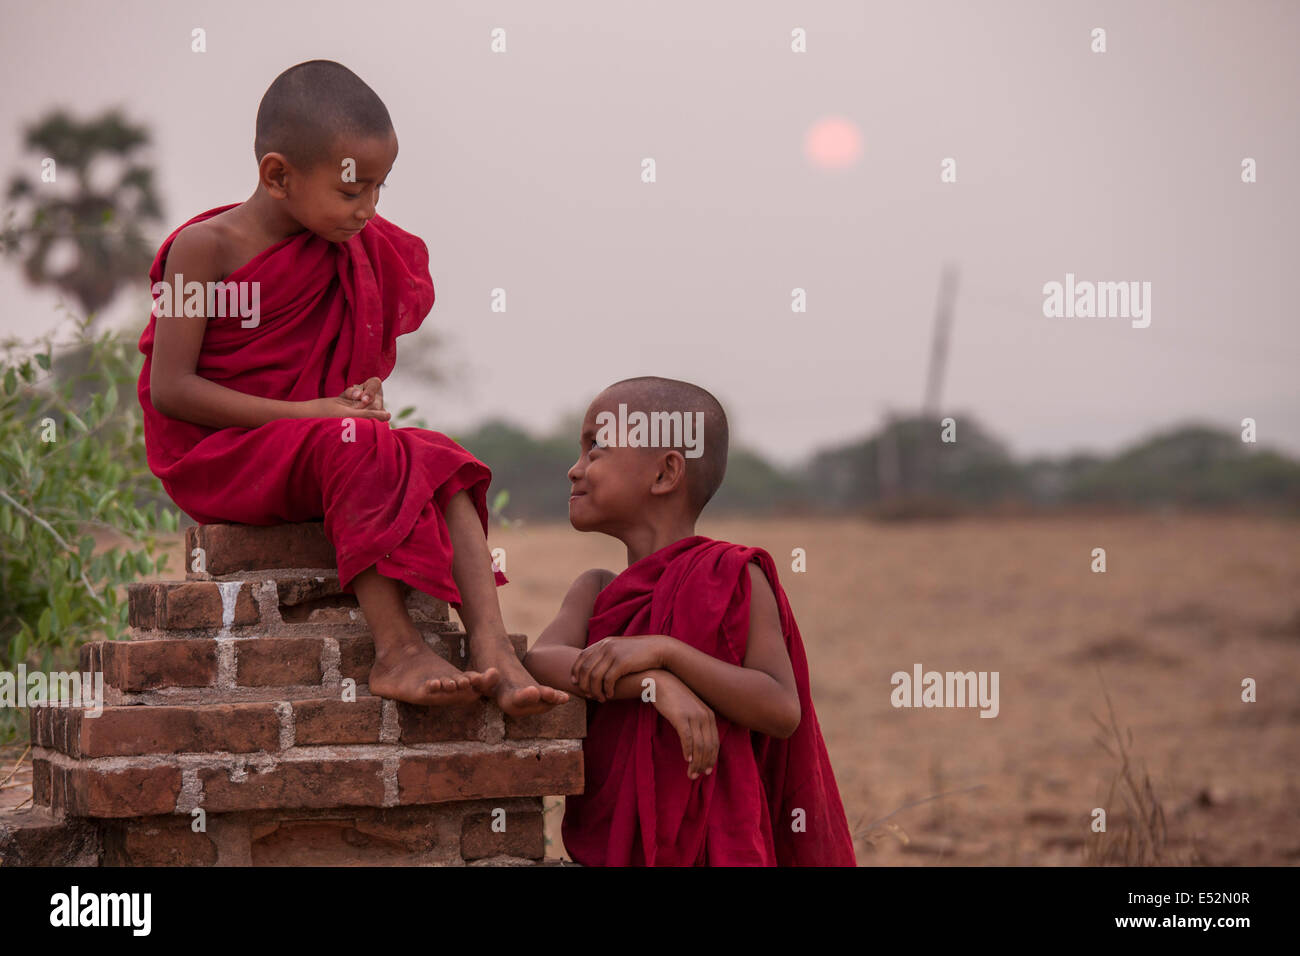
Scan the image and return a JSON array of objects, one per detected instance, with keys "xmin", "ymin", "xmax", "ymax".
[
  {"xmin": 424, "ymin": 678, "xmax": 453, "ymax": 696},
  {"xmin": 510, "ymin": 684, "xmax": 542, "ymax": 708},
  {"xmin": 496, "ymin": 682, "xmax": 568, "ymax": 716}
]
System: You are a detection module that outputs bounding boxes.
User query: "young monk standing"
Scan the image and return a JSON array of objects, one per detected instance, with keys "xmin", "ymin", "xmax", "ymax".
[
  {"xmin": 524, "ymin": 376, "xmax": 856, "ymax": 865},
  {"xmin": 138, "ymin": 59, "xmax": 566, "ymax": 716}
]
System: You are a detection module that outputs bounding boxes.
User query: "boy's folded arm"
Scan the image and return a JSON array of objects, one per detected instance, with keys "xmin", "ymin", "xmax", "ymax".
[
  {"xmin": 522, "ymin": 568, "xmax": 615, "ymax": 695},
  {"xmin": 527, "ymin": 650, "xmax": 668, "ymax": 703},
  {"xmin": 656, "ymin": 564, "xmax": 801, "ymax": 738},
  {"xmin": 528, "ymin": 566, "xmax": 801, "ymax": 737},
  {"xmin": 153, "ymin": 365, "xmax": 307, "ymax": 430},
  {"xmin": 524, "ymin": 568, "xmax": 682, "ymax": 705}
]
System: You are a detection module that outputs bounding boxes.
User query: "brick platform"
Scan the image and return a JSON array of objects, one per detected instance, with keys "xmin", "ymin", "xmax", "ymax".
[{"xmin": 7, "ymin": 522, "xmax": 585, "ymax": 866}]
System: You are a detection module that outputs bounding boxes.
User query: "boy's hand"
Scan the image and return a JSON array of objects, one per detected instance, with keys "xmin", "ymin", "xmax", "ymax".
[
  {"xmin": 572, "ymin": 634, "xmax": 671, "ymax": 702},
  {"xmin": 295, "ymin": 396, "xmax": 390, "ymax": 421},
  {"xmin": 650, "ymin": 671, "xmax": 718, "ymax": 779},
  {"xmin": 342, "ymin": 377, "xmax": 384, "ymax": 412}
]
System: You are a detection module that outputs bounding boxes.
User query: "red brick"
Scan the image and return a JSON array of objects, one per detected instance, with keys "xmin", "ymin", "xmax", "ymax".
[
  {"xmin": 349, "ymin": 807, "xmax": 454, "ymax": 853},
  {"xmin": 28, "ymin": 707, "xmax": 48, "ymax": 747},
  {"xmin": 168, "ymin": 582, "xmax": 259, "ymax": 629},
  {"xmin": 30, "ymin": 707, "xmax": 88, "ymax": 754},
  {"xmin": 61, "ymin": 764, "xmax": 183, "ymax": 817},
  {"xmin": 235, "ymin": 638, "xmax": 322, "ymax": 686},
  {"xmin": 274, "ymin": 575, "xmax": 344, "ymax": 607},
  {"xmin": 29, "ymin": 707, "xmax": 69, "ymax": 752},
  {"xmin": 127, "ymin": 582, "xmax": 163, "ymax": 628},
  {"xmin": 249, "ymin": 808, "xmax": 456, "ymax": 865},
  {"xmin": 275, "ymin": 575, "xmax": 359, "ymax": 623},
  {"xmin": 102, "ymin": 815, "xmax": 218, "ymax": 866},
  {"xmin": 188, "ymin": 522, "xmax": 335, "ymax": 575},
  {"xmin": 461, "ymin": 808, "xmax": 544, "ymax": 860},
  {"xmin": 336, "ymin": 635, "xmax": 376, "ymax": 682},
  {"xmin": 397, "ymin": 746, "xmax": 583, "ymax": 803},
  {"xmin": 292, "ymin": 698, "xmax": 383, "ymax": 745},
  {"xmin": 198, "ymin": 759, "xmax": 385, "ymax": 812},
  {"xmin": 504, "ymin": 698, "xmax": 587, "ymax": 740},
  {"xmin": 53, "ymin": 703, "xmax": 280, "ymax": 757},
  {"xmin": 95, "ymin": 639, "xmax": 218, "ymax": 692},
  {"xmin": 78, "ymin": 641, "xmax": 100, "ymax": 678},
  {"xmin": 31, "ymin": 758, "xmax": 51, "ymax": 807},
  {"xmin": 396, "ymin": 700, "xmax": 490, "ymax": 743},
  {"xmin": 128, "ymin": 582, "xmax": 258, "ymax": 630},
  {"xmin": 250, "ymin": 819, "xmax": 389, "ymax": 865}
]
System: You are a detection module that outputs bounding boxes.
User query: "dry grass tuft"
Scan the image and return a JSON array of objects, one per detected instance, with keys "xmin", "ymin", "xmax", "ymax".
[{"xmin": 1085, "ymin": 671, "xmax": 1201, "ymax": 866}]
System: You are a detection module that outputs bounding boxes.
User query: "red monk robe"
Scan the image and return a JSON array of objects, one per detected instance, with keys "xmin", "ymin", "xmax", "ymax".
[
  {"xmin": 562, "ymin": 536, "xmax": 857, "ymax": 866},
  {"xmin": 137, "ymin": 204, "xmax": 507, "ymax": 605}
]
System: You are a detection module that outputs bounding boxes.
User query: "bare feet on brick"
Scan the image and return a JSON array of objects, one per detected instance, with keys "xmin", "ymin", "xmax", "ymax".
[
  {"xmin": 470, "ymin": 633, "xmax": 569, "ymax": 716},
  {"xmin": 369, "ymin": 639, "xmax": 499, "ymax": 707}
]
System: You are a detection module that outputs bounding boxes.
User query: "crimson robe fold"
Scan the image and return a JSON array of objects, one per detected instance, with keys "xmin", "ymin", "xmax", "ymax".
[
  {"xmin": 137, "ymin": 204, "xmax": 507, "ymax": 606},
  {"xmin": 561, "ymin": 535, "xmax": 857, "ymax": 866}
]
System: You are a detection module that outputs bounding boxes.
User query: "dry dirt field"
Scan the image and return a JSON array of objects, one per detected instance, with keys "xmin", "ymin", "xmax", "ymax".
[
  {"xmin": 6, "ymin": 512, "xmax": 1297, "ymax": 866},
  {"xmin": 490, "ymin": 513, "xmax": 1300, "ymax": 866}
]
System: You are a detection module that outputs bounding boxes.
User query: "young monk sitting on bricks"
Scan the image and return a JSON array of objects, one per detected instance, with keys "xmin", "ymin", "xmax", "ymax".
[
  {"xmin": 524, "ymin": 376, "xmax": 857, "ymax": 865},
  {"xmin": 138, "ymin": 59, "xmax": 567, "ymax": 716}
]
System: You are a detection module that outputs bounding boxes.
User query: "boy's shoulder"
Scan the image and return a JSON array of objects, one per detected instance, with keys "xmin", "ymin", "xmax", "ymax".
[
  {"xmin": 661, "ymin": 537, "xmax": 782, "ymax": 595},
  {"xmin": 161, "ymin": 211, "xmax": 246, "ymax": 281},
  {"xmin": 693, "ymin": 536, "xmax": 776, "ymax": 569},
  {"xmin": 160, "ymin": 206, "xmax": 283, "ymax": 283},
  {"xmin": 562, "ymin": 568, "xmax": 617, "ymax": 607},
  {"xmin": 693, "ymin": 539, "xmax": 782, "ymax": 598},
  {"xmin": 577, "ymin": 567, "xmax": 618, "ymax": 592},
  {"xmin": 576, "ymin": 540, "xmax": 777, "ymax": 595}
]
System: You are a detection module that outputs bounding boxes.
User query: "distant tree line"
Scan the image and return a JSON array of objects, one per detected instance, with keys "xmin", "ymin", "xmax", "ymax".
[{"xmin": 457, "ymin": 414, "xmax": 1300, "ymax": 521}]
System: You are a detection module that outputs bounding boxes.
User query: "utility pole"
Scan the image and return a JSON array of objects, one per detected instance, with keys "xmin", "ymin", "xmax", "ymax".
[
  {"xmin": 917, "ymin": 263, "xmax": 959, "ymax": 498},
  {"xmin": 923, "ymin": 262, "xmax": 959, "ymax": 418}
]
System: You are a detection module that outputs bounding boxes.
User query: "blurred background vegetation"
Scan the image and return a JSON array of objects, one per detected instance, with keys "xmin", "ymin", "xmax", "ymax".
[
  {"xmin": 455, "ymin": 412, "xmax": 1300, "ymax": 522},
  {"xmin": 1, "ymin": 107, "xmax": 1298, "ymax": 748}
]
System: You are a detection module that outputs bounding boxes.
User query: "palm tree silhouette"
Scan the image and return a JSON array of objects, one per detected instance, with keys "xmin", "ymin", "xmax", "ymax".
[{"xmin": 2, "ymin": 108, "xmax": 164, "ymax": 324}]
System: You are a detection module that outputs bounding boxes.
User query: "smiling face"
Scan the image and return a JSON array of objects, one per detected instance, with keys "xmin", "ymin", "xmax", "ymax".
[
  {"xmin": 272, "ymin": 128, "xmax": 398, "ymax": 242},
  {"xmin": 567, "ymin": 391, "xmax": 663, "ymax": 534}
]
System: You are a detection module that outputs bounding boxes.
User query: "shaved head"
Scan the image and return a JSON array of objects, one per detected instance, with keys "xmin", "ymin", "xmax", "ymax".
[
  {"xmin": 254, "ymin": 60, "xmax": 394, "ymax": 173},
  {"xmin": 600, "ymin": 376, "xmax": 729, "ymax": 517}
]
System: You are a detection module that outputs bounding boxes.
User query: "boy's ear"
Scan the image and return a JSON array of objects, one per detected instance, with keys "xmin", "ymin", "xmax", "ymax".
[
  {"xmin": 259, "ymin": 153, "xmax": 292, "ymax": 198},
  {"xmin": 648, "ymin": 449, "xmax": 687, "ymax": 496}
]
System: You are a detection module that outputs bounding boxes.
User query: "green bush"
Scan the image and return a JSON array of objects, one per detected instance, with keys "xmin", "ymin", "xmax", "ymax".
[{"xmin": 0, "ymin": 313, "xmax": 178, "ymax": 743}]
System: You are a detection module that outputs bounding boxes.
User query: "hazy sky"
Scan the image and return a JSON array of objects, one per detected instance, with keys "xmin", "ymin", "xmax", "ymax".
[{"xmin": 1, "ymin": 0, "xmax": 1296, "ymax": 466}]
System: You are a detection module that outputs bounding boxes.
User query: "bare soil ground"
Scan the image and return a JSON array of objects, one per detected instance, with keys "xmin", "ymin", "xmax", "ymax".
[{"xmin": 489, "ymin": 513, "xmax": 1300, "ymax": 866}]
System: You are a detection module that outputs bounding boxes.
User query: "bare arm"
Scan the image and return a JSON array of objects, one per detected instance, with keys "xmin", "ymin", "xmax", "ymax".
[
  {"xmin": 525, "ymin": 568, "xmax": 721, "ymax": 776},
  {"xmin": 524, "ymin": 569, "xmax": 636, "ymax": 698},
  {"xmin": 572, "ymin": 564, "xmax": 802, "ymax": 738},
  {"xmin": 524, "ymin": 568, "xmax": 679, "ymax": 700},
  {"xmin": 148, "ymin": 228, "xmax": 389, "ymax": 429}
]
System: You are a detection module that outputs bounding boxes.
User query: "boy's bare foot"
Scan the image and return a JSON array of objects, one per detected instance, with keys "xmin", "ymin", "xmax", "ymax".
[
  {"xmin": 470, "ymin": 634, "xmax": 570, "ymax": 717},
  {"xmin": 369, "ymin": 639, "xmax": 499, "ymax": 707}
]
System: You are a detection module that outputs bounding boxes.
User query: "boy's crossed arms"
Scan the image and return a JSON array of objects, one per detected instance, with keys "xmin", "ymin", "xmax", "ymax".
[{"xmin": 524, "ymin": 563, "xmax": 801, "ymax": 780}]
